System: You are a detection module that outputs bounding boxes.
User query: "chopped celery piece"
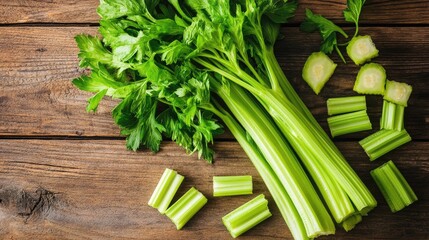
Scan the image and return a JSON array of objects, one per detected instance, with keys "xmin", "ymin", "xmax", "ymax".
[
  {"xmin": 222, "ymin": 194, "xmax": 272, "ymax": 238},
  {"xmin": 383, "ymin": 80, "xmax": 412, "ymax": 107},
  {"xmin": 148, "ymin": 168, "xmax": 184, "ymax": 214},
  {"xmin": 327, "ymin": 96, "xmax": 366, "ymax": 116},
  {"xmin": 213, "ymin": 176, "xmax": 252, "ymax": 197},
  {"xmin": 380, "ymin": 100, "xmax": 405, "ymax": 131},
  {"xmin": 341, "ymin": 214, "xmax": 362, "ymax": 232},
  {"xmin": 354, "ymin": 63, "xmax": 386, "ymax": 95},
  {"xmin": 371, "ymin": 160, "xmax": 418, "ymax": 212},
  {"xmin": 327, "ymin": 110, "xmax": 372, "ymax": 137},
  {"xmin": 347, "ymin": 35, "xmax": 379, "ymax": 65},
  {"xmin": 302, "ymin": 52, "xmax": 337, "ymax": 94},
  {"xmin": 165, "ymin": 187, "xmax": 208, "ymax": 230},
  {"xmin": 359, "ymin": 130, "xmax": 412, "ymax": 161}
]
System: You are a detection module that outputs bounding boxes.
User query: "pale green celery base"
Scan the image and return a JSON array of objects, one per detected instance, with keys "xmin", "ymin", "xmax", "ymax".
[
  {"xmin": 217, "ymin": 83, "xmax": 335, "ymax": 237},
  {"xmin": 216, "ymin": 109, "xmax": 310, "ymax": 240}
]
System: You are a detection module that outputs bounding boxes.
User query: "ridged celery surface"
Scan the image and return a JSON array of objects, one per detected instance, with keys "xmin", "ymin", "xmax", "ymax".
[
  {"xmin": 213, "ymin": 176, "xmax": 252, "ymax": 197},
  {"xmin": 222, "ymin": 194, "xmax": 272, "ymax": 238},
  {"xmin": 327, "ymin": 110, "xmax": 372, "ymax": 137},
  {"xmin": 359, "ymin": 130, "xmax": 412, "ymax": 161},
  {"xmin": 327, "ymin": 96, "xmax": 367, "ymax": 116},
  {"xmin": 371, "ymin": 160, "xmax": 417, "ymax": 212},
  {"xmin": 148, "ymin": 168, "xmax": 184, "ymax": 214},
  {"xmin": 380, "ymin": 100, "xmax": 405, "ymax": 131},
  {"xmin": 165, "ymin": 187, "xmax": 207, "ymax": 230}
]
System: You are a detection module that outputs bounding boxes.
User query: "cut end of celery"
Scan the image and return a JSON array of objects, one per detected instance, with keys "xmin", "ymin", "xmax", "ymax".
[
  {"xmin": 327, "ymin": 110, "xmax": 372, "ymax": 137},
  {"xmin": 383, "ymin": 80, "xmax": 412, "ymax": 107},
  {"xmin": 302, "ymin": 52, "xmax": 337, "ymax": 94},
  {"xmin": 347, "ymin": 35, "xmax": 379, "ymax": 65},
  {"xmin": 341, "ymin": 214, "xmax": 362, "ymax": 232},
  {"xmin": 359, "ymin": 130, "xmax": 412, "ymax": 161},
  {"xmin": 371, "ymin": 160, "xmax": 418, "ymax": 212},
  {"xmin": 148, "ymin": 168, "xmax": 184, "ymax": 213},
  {"xmin": 213, "ymin": 175, "xmax": 253, "ymax": 197},
  {"xmin": 354, "ymin": 63, "xmax": 386, "ymax": 95}
]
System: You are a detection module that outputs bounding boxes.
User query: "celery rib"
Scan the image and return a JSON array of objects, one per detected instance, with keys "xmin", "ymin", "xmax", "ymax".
[
  {"xmin": 327, "ymin": 96, "xmax": 367, "ymax": 116},
  {"xmin": 327, "ymin": 110, "xmax": 372, "ymax": 137},
  {"xmin": 148, "ymin": 168, "xmax": 184, "ymax": 214},
  {"xmin": 371, "ymin": 160, "xmax": 417, "ymax": 212},
  {"xmin": 359, "ymin": 130, "xmax": 412, "ymax": 161},
  {"xmin": 165, "ymin": 187, "xmax": 208, "ymax": 230},
  {"xmin": 213, "ymin": 176, "xmax": 252, "ymax": 197},
  {"xmin": 380, "ymin": 100, "xmax": 405, "ymax": 131},
  {"xmin": 222, "ymin": 194, "xmax": 272, "ymax": 238}
]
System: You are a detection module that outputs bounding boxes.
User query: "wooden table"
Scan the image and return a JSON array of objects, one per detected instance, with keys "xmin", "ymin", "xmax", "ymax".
[{"xmin": 0, "ymin": 1, "xmax": 428, "ymax": 239}]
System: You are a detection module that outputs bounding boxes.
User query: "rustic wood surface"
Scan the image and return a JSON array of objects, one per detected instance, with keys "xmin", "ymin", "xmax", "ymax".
[{"xmin": 0, "ymin": 0, "xmax": 428, "ymax": 239}]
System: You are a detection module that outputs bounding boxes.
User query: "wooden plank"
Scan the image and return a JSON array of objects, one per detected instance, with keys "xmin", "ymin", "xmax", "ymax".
[
  {"xmin": 0, "ymin": 26, "xmax": 427, "ymax": 139},
  {"xmin": 0, "ymin": 140, "xmax": 427, "ymax": 239},
  {"xmin": 0, "ymin": 0, "xmax": 428, "ymax": 25}
]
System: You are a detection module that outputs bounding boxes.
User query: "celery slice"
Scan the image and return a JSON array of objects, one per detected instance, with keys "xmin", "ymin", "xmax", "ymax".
[
  {"xmin": 347, "ymin": 35, "xmax": 379, "ymax": 65},
  {"xmin": 353, "ymin": 63, "xmax": 386, "ymax": 95},
  {"xmin": 371, "ymin": 160, "xmax": 418, "ymax": 212},
  {"xmin": 222, "ymin": 194, "xmax": 272, "ymax": 238},
  {"xmin": 341, "ymin": 214, "xmax": 362, "ymax": 232},
  {"xmin": 359, "ymin": 130, "xmax": 412, "ymax": 161},
  {"xmin": 148, "ymin": 168, "xmax": 184, "ymax": 214},
  {"xmin": 302, "ymin": 52, "xmax": 337, "ymax": 94},
  {"xmin": 213, "ymin": 176, "xmax": 252, "ymax": 197},
  {"xmin": 327, "ymin": 110, "xmax": 372, "ymax": 137},
  {"xmin": 165, "ymin": 187, "xmax": 208, "ymax": 230},
  {"xmin": 383, "ymin": 80, "xmax": 412, "ymax": 107},
  {"xmin": 327, "ymin": 96, "xmax": 367, "ymax": 116},
  {"xmin": 380, "ymin": 100, "xmax": 405, "ymax": 131}
]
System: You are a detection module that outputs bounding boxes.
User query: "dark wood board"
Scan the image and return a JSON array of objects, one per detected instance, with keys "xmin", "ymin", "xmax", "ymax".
[{"xmin": 0, "ymin": 140, "xmax": 428, "ymax": 239}]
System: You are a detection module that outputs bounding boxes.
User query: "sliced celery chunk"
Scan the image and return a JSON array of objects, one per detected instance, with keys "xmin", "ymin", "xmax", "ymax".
[
  {"xmin": 148, "ymin": 168, "xmax": 184, "ymax": 214},
  {"xmin": 327, "ymin": 96, "xmax": 367, "ymax": 116},
  {"xmin": 371, "ymin": 160, "xmax": 418, "ymax": 212},
  {"xmin": 341, "ymin": 214, "xmax": 362, "ymax": 232},
  {"xmin": 380, "ymin": 100, "xmax": 405, "ymax": 131},
  {"xmin": 165, "ymin": 187, "xmax": 208, "ymax": 230},
  {"xmin": 222, "ymin": 194, "xmax": 272, "ymax": 238},
  {"xmin": 353, "ymin": 63, "xmax": 386, "ymax": 95},
  {"xmin": 347, "ymin": 35, "xmax": 379, "ymax": 65},
  {"xmin": 302, "ymin": 52, "xmax": 337, "ymax": 94},
  {"xmin": 383, "ymin": 80, "xmax": 412, "ymax": 107},
  {"xmin": 327, "ymin": 110, "xmax": 372, "ymax": 137},
  {"xmin": 213, "ymin": 175, "xmax": 252, "ymax": 197},
  {"xmin": 359, "ymin": 130, "xmax": 412, "ymax": 161}
]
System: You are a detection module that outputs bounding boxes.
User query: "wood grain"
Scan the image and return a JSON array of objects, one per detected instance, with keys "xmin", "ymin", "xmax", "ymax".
[
  {"xmin": 0, "ymin": 27, "xmax": 428, "ymax": 139},
  {"xmin": 0, "ymin": 140, "xmax": 427, "ymax": 239},
  {"xmin": 1, "ymin": 0, "xmax": 428, "ymax": 25}
]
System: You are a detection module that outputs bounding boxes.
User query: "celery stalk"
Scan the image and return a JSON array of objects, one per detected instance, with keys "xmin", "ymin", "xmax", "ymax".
[
  {"xmin": 359, "ymin": 130, "xmax": 412, "ymax": 161},
  {"xmin": 327, "ymin": 110, "xmax": 372, "ymax": 137},
  {"xmin": 222, "ymin": 194, "xmax": 272, "ymax": 238},
  {"xmin": 165, "ymin": 187, "xmax": 207, "ymax": 230},
  {"xmin": 327, "ymin": 96, "xmax": 367, "ymax": 116},
  {"xmin": 148, "ymin": 168, "xmax": 184, "ymax": 214},
  {"xmin": 213, "ymin": 176, "xmax": 252, "ymax": 197},
  {"xmin": 371, "ymin": 160, "xmax": 418, "ymax": 212},
  {"xmin": 380, "ymin": 100, "xmax": 405, "ymax": 131}
]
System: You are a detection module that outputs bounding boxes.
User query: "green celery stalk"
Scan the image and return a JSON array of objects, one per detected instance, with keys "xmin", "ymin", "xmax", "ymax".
[
  {"xmin": 213, "ymin": 176, "xmax": 252, "ymax": 197},
  {"xmin": 222, "ymin": 194, "xmax": 272, "ymax": 238},
  {"xmin": 165, "ymin": 187, "xmax": 207, "ymax": 230},
  {"xmin": 371, "ymin": 160, "xmax": 418, "ymax": 212},
  {"xmin": 327, "ymin": 96, "xmax": 367, "ymax": 116},
  {"xmin": 359, "ymin": 130, "xmax": 412, "ymax": 161},
  {"xmin": 380, "ymin": 100, "xmax": 405, "ymax": 131},
  {"xmin": 327, "ymin": 110, "xmax": 372, "ymax": 137},
  {"xmin": 148, "ymin": 168, "xmax": 184, "ymax": 214}
]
